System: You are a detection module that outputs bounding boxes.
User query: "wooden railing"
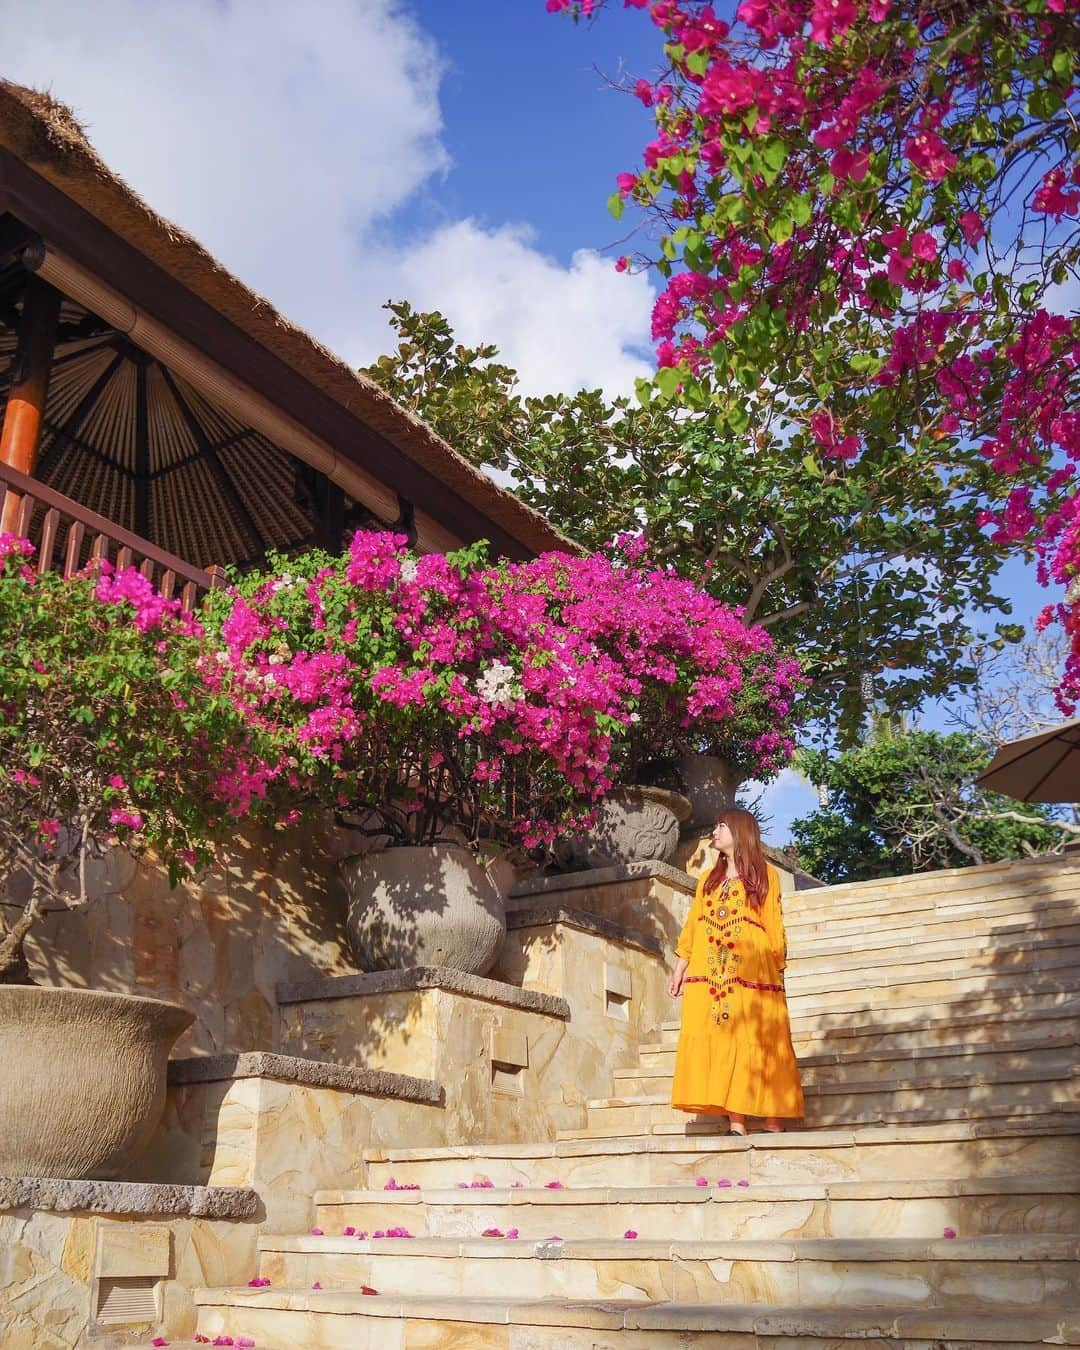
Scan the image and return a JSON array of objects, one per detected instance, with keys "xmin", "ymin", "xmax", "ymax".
[{"xmin": 0, "ymin": 461, "xmax": 225, "ymax": 609}]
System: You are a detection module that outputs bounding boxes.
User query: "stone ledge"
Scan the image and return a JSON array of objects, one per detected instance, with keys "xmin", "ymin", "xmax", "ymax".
[
  {"xmin": 276, "ymin": 968, "xmax": 571, "ymax": 1020},
  {"xmin": 167, "ymin": 1051, "xmax": 443, "ymax": 1105},
  {"xmin": 0, "ymin": 1176, "xmax": 259, "ymax": 1219},
  {"xmin": 509, "ymin": 860, "xmax": 697, "ymax": 901},
  {"xmin": 506, "ymin": 902, "xmax": 664, "ymax": 958}
]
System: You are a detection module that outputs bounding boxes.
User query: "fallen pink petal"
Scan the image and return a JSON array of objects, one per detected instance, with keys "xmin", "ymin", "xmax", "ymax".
[
  {"xmin": 695, "ymin": 1177, "xmax": 709, "ymax": 1186},
  {"xmin": 151, "ymin": 1340, "xmax": 169, "ymax": 1347},
  {"xmin": 544, "ymin": 1180, "xmax": 563, "ymax": 1189},
  {"xmin": 506, "ymin": 1227, "xmax": 519, "ymax": 1239},
  {"xmin": 716, "ymin": 1179, "xmax": 732, "ymax": 1188},
  {"xmin": 343, "ymin": 1226, "xmax": 356, "ymax": 1236},
  {"xmin": 310, "ymin": 1227, "xmax": 323, "ymax": 1236},
  {"xmin": 624, "ymin": 1229, "xmax": 638, "ymax": 1239},
  {"xmin": 944, "ymin": 1227, "xmax": 958, "ymax": 1239}
]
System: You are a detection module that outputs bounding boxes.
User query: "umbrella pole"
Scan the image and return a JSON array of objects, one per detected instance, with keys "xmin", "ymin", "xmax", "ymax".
[{"xmin": 0, "ymin": 274, "xmax": 61, "ymax": 534}]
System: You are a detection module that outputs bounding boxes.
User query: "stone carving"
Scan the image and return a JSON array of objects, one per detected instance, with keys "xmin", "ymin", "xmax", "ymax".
[
  {"xmin": 342, "ymin": 844, "xmax": 509, "ymax": 976},
  {"xmin": 557, "ymin": 787, "xmax": 692, "ymax": 870},
  {"xmin": 0, "ymin": 985, "xmax": 193, "ymax": 1179}
]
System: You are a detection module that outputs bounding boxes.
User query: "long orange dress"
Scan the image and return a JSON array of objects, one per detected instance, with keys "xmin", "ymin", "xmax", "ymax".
[{"xmin": 671, "ymin": 863, "xmax": 804, "ymax": 1119}]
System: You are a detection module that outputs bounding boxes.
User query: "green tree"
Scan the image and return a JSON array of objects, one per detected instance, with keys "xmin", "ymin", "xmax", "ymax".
[
  {"xmin": 789, "ymin": 726, "xmax": 1070, "ymax": 883},
  {"xmin": 364, "ymin": 301, "xmax": 1029, "ymax": 743}
]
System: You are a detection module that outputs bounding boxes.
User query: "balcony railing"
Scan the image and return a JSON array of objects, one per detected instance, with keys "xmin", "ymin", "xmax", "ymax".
[{"xmin": 0, "ymin": 460, "xmax": 225, "ymax": 609}]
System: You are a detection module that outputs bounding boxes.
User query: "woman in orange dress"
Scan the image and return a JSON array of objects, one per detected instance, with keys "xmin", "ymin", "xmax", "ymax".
[{"xmin": 668, "ymin": 806, "xmax": 804, "ymax": 1133}]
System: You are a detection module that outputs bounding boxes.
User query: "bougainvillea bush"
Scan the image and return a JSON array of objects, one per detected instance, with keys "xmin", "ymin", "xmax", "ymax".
[
  {"xmin": 550, "ymin": 0, "xmax": 1080, "ymax": 706},
  {"xmin": 0, "ymin": 534, "xmax": 283, "ymax": 981},
  {"xmin": 199, "ymin": 530, "xmax": 804, "ymax": 851},
  {"xmin": 0, "ymin": 523, "xmax": 802, "ymax": 977}
]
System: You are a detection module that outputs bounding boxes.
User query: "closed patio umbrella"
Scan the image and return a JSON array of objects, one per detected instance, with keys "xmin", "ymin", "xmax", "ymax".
[{"xmin": 974, "ymin": 719, "xmax": 1080, "ymax": 803}]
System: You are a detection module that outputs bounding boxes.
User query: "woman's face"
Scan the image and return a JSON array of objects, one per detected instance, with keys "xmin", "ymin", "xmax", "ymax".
[{"xmin": 712, "ymin": 821, "xmax": 735, "ymax": 853}]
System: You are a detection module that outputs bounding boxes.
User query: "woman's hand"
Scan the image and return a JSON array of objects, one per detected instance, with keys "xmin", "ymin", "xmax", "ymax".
[{"xmin": 668, "ymin": 960, "xmax": 687, "ymax": 999}]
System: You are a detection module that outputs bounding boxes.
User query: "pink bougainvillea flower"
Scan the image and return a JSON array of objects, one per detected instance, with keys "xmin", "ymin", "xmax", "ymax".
[
  {"xmin": 547, "ymin": 1234, "xmax": 563, "ymax": 1241},
  {"xmin": 343, "ymin": 1226, "xmax": 355, "ymax": 1236},
  {"xmin": 312, "ymin": 1281, "xmax": 322, "ymax": 1290},
  {"xmin": 624, "ymin": 1229, "xmax": 639, "ymax": 1239},
  {"xmin": 386, "ymin": 1226, "xmax": 413, "ymax": 1238},
  {"xmin": 310, "ymin": 1227, "xmax": 323, "ymax": 1236},
  {"xmin": 506, "ymin": 1227, "xmax": 520, "ymax": 1239},
  {"xmin": 695, "ymin": 1177, "xmax": 709, "ymax": 1186},
  {"xmin": 958, "ymin": 210, "xmax": 985, "ymax": 246},
  {"xmin": 237, "ymin": 1340, "xmax": 256, "ymax": 1349},
  {"xmin": 716, "ymin": 1179, "xmax": 732, "ymax": 1187},
  {"xmin": 943, "ymin": 1227, "xmax": 957, "ymax": 1239},
  {"xmin": 482, "ymin": 1227, "xmax": 504, "ymax": 1237},
  {"xmin": 246, "ymin": 1277, "xmax": 271, "ymax": 1288},
  {"xmin": 152, "ymin": 1339, "xmax": 169, "ymax": 1347},
  {"xmin": 544, "ymin": 1180, "xmax": 564, "ymax": 1189},
  {"xmin": 361, "ymin": 1285, "xmax": 379, "ymax": 1296},
  {"xmin": 737, "ymin": 1180, "xmax": 750, "ymax": 1188}
]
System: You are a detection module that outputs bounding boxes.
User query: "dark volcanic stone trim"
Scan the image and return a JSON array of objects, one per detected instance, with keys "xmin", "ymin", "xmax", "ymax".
[
  {"xmin": 276, "ymin": 967, "xmax": 570, "ymax": 1019},
  {"xmin": 509, "ymin": 860, "xmax": 697, "ymax": 900},
  {"xmin": 167, "ymin": 1051, "xmax": 443, "ymax": 1104},
  {"xmin": 506, "ymin": 903, "xmax": 664, "ymax": 957},
  {"xmin": 0, "ymin": 1176, "xmax": 258, "ymax": 1219}
]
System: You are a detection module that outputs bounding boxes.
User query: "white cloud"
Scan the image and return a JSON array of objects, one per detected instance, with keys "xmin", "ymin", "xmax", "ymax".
[
  {"xmin": 4, "ymin": 1, "xmax": 655, "ymax": 400},
  {"xmin": 377, "ymin": 220, "xmax": 656, "ymax": 399}
]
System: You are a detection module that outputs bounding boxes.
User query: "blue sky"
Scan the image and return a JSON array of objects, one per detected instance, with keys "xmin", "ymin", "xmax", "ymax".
[{"xmin": 6, "ymin": 0, "xmax": 1060, "ymax": 845}]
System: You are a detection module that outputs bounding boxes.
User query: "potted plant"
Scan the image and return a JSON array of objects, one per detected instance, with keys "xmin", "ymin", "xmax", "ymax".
[
  {"xmin": 201, "ymin": 534, "xmax": 629, "ymax": 976},
  {"xmin": 0, "ymin": 534, "xmax": 286, "ymax": 1179}
]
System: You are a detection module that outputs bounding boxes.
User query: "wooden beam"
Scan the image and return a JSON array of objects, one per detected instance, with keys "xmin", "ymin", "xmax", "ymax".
[
  {"xmin": 159, "ymin": 364, "xmax": 266, "ymax": 555},
  {"xmin": 0, "ymin": 159, "xmax": 537, "ymax": 559},
  {"xmin": 0, "ymin": 273, "xmax": 60, "ymax": 531}
]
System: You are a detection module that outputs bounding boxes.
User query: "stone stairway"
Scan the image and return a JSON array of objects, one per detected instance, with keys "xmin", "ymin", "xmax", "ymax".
[{"xmin": 187, "ymin": 855, "xmax": 1080, "ymax": 1348}]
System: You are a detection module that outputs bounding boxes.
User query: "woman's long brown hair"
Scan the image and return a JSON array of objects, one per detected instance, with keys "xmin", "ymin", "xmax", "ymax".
[{"xmin": 703, "ymin": 806, "xmax": 769, "ymax": 910}]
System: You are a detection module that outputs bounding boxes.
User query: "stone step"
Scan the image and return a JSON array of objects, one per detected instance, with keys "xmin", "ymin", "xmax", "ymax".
[
  {"xmin": 313, "ymin": 1174, "xmax": 1080, "ymax": 1242},
  {"xmin": 782, "ymin": 858, "xmax": 1080, "ymax": 911},
  {"xmin": 192, "ymin": 1290, "xmax": 1080, "ymax": 1350},
  {"xmin": 787, "ymin": 901, "xmax": 1080, "ymax": 953},
  {"xmin": 628, "ymin": 1033, "xmax": 1080, "ymax": 1090},
  {"xmin": 785, "ymin": 882, "xmax": 1080, "ymax": 933},
  {"xmin": 784, "ymin": 969, "xmax": 1080, "ymax": 1016},
  {"xmin": 784, "ymin": 941, "xmax": 1080, "ymax": 998},
  {"xmin": 587, "ymin": 1067, "xmax": 1080, "ymax": 1127},
  {"xmin": 563, "ymin": 1106, "xmax": 1080, "ymax": 1141},
  {"xmin": 363, "ymin": 1119, "xmax": 1080, "ymax": 1189},
  {"xmin": 251, "ymin": 1232, "xmax": 1079, "ymax": 1308},
  {"xmin": 788, "ymin": 925, "xmax": 1080, "ymax": 977},
  {"xmin": 643, "ymin": 993, "xmax": 1080, "ymax": 1056}
]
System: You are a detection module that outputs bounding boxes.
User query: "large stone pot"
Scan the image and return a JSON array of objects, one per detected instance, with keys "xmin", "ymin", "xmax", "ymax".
[
  {"xmin": 671, "ymin": 753, "xmax": 738, "ymax": 835},
  {"xmin": 343, "ymin": 844, "xmax": 509, "ymax": 976},
  {"xmin": 0, "ymin": 985, "xmax": 194, "ymax": 1180},
  {"xmin": 558, "ymin": 786, "xmax": 692, "ymax": 870}
]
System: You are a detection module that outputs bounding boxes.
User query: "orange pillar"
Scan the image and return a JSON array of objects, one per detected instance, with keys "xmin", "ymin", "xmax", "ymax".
[{"xmin": 0, "ymin": 275, "xmax": 61, "ymax": 533}]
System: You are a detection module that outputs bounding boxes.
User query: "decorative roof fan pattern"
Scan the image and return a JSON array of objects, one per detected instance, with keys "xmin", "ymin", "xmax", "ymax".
[{"xmin": 0, "ymin": 272, "xmax": 317, "ymax": 570}]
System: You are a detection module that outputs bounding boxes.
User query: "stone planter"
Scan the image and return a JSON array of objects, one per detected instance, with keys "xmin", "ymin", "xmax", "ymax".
[
  {"xmin": 342, "ymin": 844, "xmax": 509, "ymax": 976},
  {"xmin": 671, "ymin": 753, "xmax": 738, "ymax": 835},
  {"xmin": 0, "ymin": 985, "xmax": 193, "ymax": 1179},
  {"xmin": 558, "ymin": 786, "xmax": 692, "ymax": 870}
]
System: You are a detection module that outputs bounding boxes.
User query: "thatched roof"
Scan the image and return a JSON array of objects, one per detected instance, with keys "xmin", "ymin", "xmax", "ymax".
[{"xmin": 0, "ymin": 81, "xmax": 576, "ymax": 562}]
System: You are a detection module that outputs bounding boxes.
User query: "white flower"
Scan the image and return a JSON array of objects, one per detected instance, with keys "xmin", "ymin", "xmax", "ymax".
[
  {"xmin": 476, "ymin": 660, "xmax": 519, "ymax": 709},
  {"xmin": 400, "ymin": 559, "xmax": 419, "ymax": 584}
]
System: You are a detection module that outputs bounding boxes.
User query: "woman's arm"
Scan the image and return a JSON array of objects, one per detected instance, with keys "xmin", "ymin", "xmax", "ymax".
[{"xmin": 668, "ymin": 956, "xmax": 689, "ymax": 998}]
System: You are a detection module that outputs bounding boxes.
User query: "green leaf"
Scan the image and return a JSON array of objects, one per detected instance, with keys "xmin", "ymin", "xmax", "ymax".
[
  {"xmin": 655, "ymin": 366, "xmax": 682, "ymax": 400},
  {"xmin": 607, "ymin": 191, "xmax": 624, "ymax": 222}
]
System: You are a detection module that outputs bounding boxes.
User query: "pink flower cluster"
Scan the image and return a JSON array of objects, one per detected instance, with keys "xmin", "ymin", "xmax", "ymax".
[{"xmin": 550, "ymin": 0, "xmax": 1080, "ymax": 707}]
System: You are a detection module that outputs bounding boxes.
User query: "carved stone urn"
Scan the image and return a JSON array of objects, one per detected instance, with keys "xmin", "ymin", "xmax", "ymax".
[
  {"xmin": 557, "ymin": 786, "xmax": 692, "ymax": 870},
  {"xmin": 342, "ymin": 843, "xmax": 509, "ymax": 976},
  {"xmin": 0, "ymin": 985, "xmax": 193, "ymax": 1179}
]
